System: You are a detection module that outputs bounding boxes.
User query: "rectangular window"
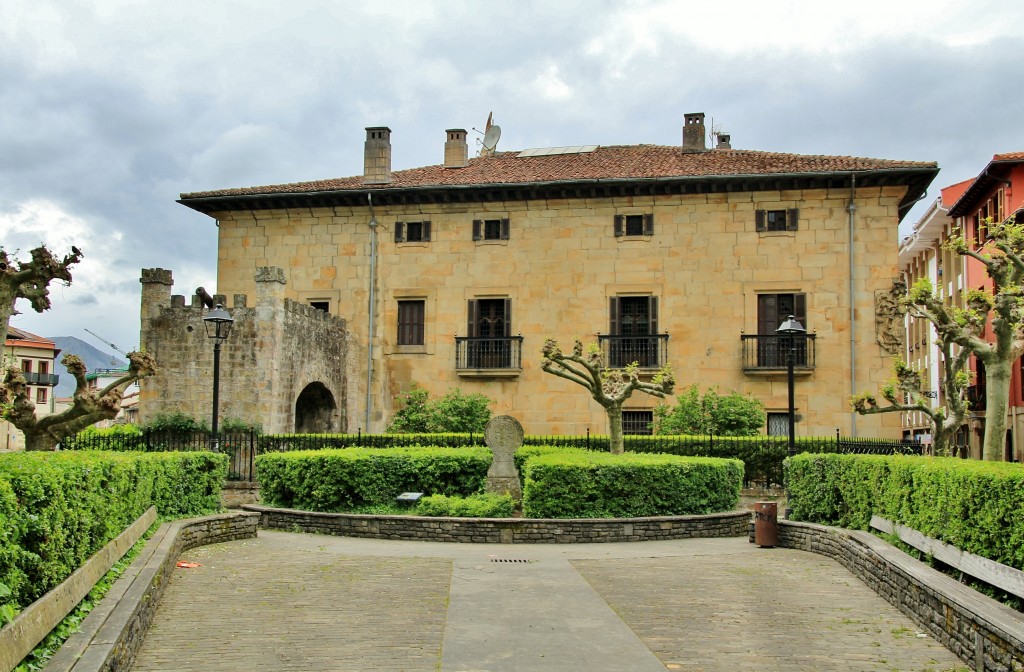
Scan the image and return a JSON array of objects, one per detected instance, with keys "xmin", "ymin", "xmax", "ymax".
[
  {"xmin": 622, "ymin": 410, "xmax": 654, "ymax": 435},
  {"xmin": 21, "ymin": 359, "xmax": 32, "ymax": 373},
  {"xmin": 757, "ymin": 293, "xmax": 808, "ymax": 367},
  {"xmin": 397, "ymin": 300, "xmax": 425, "ymax": 346},
  {"xmin": 614, "ymin": 214, "xmax": 654, "ymax": 237},
  {"xmin": 464, "ymin": 298, "xmax": 513, "ymax": 368},
  {"xmin": 395, "ymin": 221, "xmax": 431, "ymax": 243},
  {"xmin": 38, "ymin": 361, "xmax": 48, "ymax": 375},
  {"xmin": 309, "ymin": 301, "xmax": 330, "ymax": 313},
  {"xmin": 472, "ymin": 218, "xmax": 510, "ymax": 241},
  {"xmin": 36, "ymin": 388, "xmax": 47, "ymax": 404},
  {"xmin": 755, "ymin": 208, "xmax": 799, "ymax": 232},
  {"xmin": 767, "ymin": 413, "xmax": 790, "ymax": 436},
  {"xmin": 608, "ymin": 296, "xmax": 659, "ymax": 367}
]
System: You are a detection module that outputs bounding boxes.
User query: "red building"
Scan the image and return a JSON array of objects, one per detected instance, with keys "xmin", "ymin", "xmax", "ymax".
[{"xmin": 947, "ymin": 152, "xmax": 1024, "ymax": 460}]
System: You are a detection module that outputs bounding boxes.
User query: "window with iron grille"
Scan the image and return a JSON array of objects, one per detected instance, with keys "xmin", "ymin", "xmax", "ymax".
[
  {"xmin": 622, "ymin": 410, "xmax": 654, "ymax": 435},
  {"xmin": 755, "ymin": 209, "xmax": 799, "ymax": 232},
  {"xmin": 397, "ymin": 300, "xmax": 425, "ymax": 346},
  {"xmin": 767, "ymin": 413, "xmax": 790, "ymax": 436},
  {"xmin": 394, "ymin": 221, "xmax": 431, "ymax": 243},
  {"xmin": 472, "ymin": 218, "xmax": 510, "ymax": 241},
  {"xmin": 614, "ymin": 214, "xmax": 654, "ymax": 237}
]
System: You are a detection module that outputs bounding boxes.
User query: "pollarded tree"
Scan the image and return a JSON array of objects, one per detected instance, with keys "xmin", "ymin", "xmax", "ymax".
[
  {"xmin": 1, "ymin": 245, "xmax": 158, "ymax": 450},
  {"xmin": 541, "ymin": 338, "xmax": 674, "ymax": 454}
]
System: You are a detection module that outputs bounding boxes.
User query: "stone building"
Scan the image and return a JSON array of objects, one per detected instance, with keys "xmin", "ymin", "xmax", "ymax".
[
  {"xmin": 139, "ymin": 266, "xmax": 347, "ymax": 433},
  {"xmin": 176, "ymin": 113, "xmax": 938, "ymax": 438}
]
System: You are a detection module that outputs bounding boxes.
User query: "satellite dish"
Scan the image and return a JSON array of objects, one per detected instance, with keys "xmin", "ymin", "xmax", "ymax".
[{"xmin": 482, "ymin": 125, "xmax": 501, "ymax": 151}]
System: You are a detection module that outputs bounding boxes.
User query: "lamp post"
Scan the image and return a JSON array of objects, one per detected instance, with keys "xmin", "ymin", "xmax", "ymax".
[
  {"xmin": 776, "ymin": 314, "xmax": 805, "ymax": 518},
  {"xmin": 203, "ymin": 303, "xmax": 234, "ymax": 450}
]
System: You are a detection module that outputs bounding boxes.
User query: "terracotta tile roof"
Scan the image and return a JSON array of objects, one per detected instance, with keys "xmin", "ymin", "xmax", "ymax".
[
  {"xmin": 5, "ymin": 326, "xmax": 56, "ymax": 349},
  {"xmin": 993, "ymin": 152, "xmax": 1024, "ymax": 162},
  {"xmin": 181, "ymin": 145, "xmax": 937, "ymax": 199}
]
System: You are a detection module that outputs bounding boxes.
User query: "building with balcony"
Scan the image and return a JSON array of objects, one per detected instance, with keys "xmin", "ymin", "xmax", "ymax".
[
  {"xmin": 171, "ymin": 114, "xmax": 937, "ymax": 437},
  {"xmin": 2, "ymin": 326, "xmax": 60, "ymax": 450},
  {"xmin": 85, "ymin": 367, "xmax": 141, "ymax": 427}
]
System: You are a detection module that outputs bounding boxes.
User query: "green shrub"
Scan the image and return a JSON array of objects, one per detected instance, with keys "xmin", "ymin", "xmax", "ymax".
[
  {"xmin": 522, "ymin": 450, "xmax": 743, "ymax": 518},
  {"xmin": 62, "ymin": 424, "xmax": 147, "ymax": 451},
  {"xmin": 0, "ymin": 450, "xmax": 226, "ymax": 611},
  {"xmin": 416, "ymin": 493, "xmax": 514, "ymax": 518},
  {"xmin": 144, "ymin": 411, "xmax": 209, "ymax": 433},
  {"xmin": 255, "ymin": 446, "xmax": 491, "ymax": 511},
  {"xmin": 387, "ymin": 384, "xmax": 493, "ymax": 433},
  {"xmin": 654, "ymin": 385, "xmax": 766, "ymax": 436},
  {"xmin": 787, "ymin": 454, "xmax": 1024, "ymax": 570}
]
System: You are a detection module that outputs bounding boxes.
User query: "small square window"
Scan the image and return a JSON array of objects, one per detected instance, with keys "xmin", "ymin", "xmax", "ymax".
[
  {"xmin": 625, "ymin": 215, "xmax": 645, "ymax": 236},
  {"xmin": 484, "ymin": 220, "xmax": 502, "ymax": 240},
  {"xmin": 394, "ymin": 221, "xmax": 431, "ymax": 243},
  {"xmin": 614, "ymin": 214, "xmax": 654, "ymax": 237},
  {"xmin": 473, "ymin": 218, "xmax": 510, "ymax": 241},
  {"xmin": 309, "ymin": 301, "xmax": 330, "ymax": 313},
  {"xmin": 622, "ymin": 410, "xmax": 654, "ymax": 435},
  {"xmin": 756, "ymin": 209, "xmax": 799, "ymax": 232},
  {"xmin": 767, "ymin": 413, "xmax": 791, "ymax": 436},
  {"xmin": 398, "ymin": 300, "xmax": 425, "ymax": 346}
]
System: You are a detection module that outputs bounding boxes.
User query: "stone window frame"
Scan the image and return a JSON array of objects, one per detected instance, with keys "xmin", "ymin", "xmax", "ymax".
[
  {"xmin": 613, "ymin": 213, "xmax": 654, "ymax": 239},
  {"xmin": 397, "ymin": 299, "xmax": 426, "ymax": 346},
  {"xmin": 472, "ymin": 218, "xmax": 510, "ymax": 243},
  {"xmin": 389, "ymin": 290, "xmax": 435, "ymax": 355},
  {"xmin": 755, "ymin": 208, "xmax": 799, "ymax": 233},
  {"xmin": 395, "ymin": 220, "xmax": 432, "ymax": 244}
]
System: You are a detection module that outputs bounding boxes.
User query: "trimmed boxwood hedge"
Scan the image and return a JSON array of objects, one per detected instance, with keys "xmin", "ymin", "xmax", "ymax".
[
  {"xmin": 255, "ymin": 446, "xmax": 492, "ymax": 511},
  {"xmin": 522, "ymin": 450, "xmax": 744, "ymax": 518},
  {"xmin": 0, "ymin": 450, "xmax": 227, "ymax": 611},
  {"xmin": 787, "ymin": 453, "xmax": 1024, "ymax": 570},
  {"xmin": 416, "ymin": 493, "xmax": 515, "ymax": 518}
]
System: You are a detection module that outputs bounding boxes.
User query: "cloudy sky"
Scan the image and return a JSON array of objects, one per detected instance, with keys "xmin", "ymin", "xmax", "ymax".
[{"xmin": 2, "ymin": 0, "xmax": 1023, "ymax": 358}]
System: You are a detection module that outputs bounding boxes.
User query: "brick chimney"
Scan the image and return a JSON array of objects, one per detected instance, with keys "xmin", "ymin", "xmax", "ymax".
[
  {"xmin": 444, "ymin": 129, "xmax": 468, "ymax": 168},
  {"xmin": 363, "ymin": 127, "xmax": 392, "ymax": 184},
  {"xmin": 682, "ymin": 113, "xmax": 706, "ymax": 153}
]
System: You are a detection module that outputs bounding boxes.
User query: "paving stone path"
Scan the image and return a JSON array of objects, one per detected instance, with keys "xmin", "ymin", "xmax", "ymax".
[{"xmin": 130, "ymin": 531, "xmax": 967, "ymax": 672}]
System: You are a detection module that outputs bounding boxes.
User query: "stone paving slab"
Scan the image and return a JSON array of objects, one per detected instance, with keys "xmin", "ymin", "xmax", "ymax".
[{"xmin": 128, "ymin": 531, "xmax": 969, "ymax": 672}]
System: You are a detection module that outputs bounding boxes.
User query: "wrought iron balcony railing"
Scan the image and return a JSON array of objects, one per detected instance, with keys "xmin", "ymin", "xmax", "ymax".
[
  {"xmin": 741, "ymin": 334, "xmax": 816, "ymax": 372},
  {"xmin": 455, "ymin": 336, "xmax": 523, "ymax": 371},
  {"xmin": 598, "ymin": 334, "xmax": 669, "ymax": 369},
  {"xmin": 22, "ymin": 371, "xmax": 60, "ymax": 386}
]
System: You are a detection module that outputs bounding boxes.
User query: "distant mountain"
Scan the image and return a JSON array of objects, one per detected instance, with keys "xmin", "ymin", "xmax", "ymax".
[{"xmin": 49, "ymin": 336, "xmax": 127, "ymax": 398}]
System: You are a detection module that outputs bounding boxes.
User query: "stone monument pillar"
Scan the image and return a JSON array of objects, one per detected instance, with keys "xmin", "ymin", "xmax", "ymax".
[{"xmin": 484, "ymin": 415, "xmax": 524, "ymax": 502}]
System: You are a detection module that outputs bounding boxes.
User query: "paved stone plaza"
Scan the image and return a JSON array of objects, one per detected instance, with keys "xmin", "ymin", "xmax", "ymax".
[{"xmin": 130, "ymin": 530, "xmax": 967, "ymax": 672}]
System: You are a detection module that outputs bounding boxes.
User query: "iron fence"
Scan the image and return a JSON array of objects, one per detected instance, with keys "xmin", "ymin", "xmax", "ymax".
[{"xmin": 60, "ymin": 429, "xmax": 922, "ymax": 488}]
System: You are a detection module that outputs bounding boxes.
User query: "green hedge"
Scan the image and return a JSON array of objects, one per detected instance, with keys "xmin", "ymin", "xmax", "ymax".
[
  {"xmin": 522, "ymin": 450, "xmax": 744, "ymax": 518},
  {"xmin": 787, "ymin": 454, "xmax": 1024, "ymax": 570},
  {"xmin": 0, "ymin": 450, "xmax": 227, "ymax": 611},
  {"xmin": 416, "ymin": 493, "xmax": 515, "ymax": 518},
  {"xmin": 255, "ymin": 446, "xmax": 491, "ymax": 511}
]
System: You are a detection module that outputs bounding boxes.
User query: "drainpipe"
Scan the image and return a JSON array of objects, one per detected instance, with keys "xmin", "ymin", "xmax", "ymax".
[
  {"xmin": 365, "ymin": 193, "xmax": 378, "ymax": 432},
  {"xmin": 848, "ymin": 174, "xmax": 858, "ymax": 437}
]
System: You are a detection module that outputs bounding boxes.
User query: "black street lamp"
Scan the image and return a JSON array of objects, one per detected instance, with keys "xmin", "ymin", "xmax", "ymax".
[
  {"xmin": 203, "ymin": 303, "xmax": 233, "ymax": 449},
  {"xmin": 777, "ymin": 314, "xmax": 805, "ymax": 519}
]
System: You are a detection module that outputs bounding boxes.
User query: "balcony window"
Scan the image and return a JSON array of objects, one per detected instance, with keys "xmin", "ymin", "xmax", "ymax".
[
  {"xmin": 604, "ymin": 296, "xmax": 666, "ymax": 368},
  {"xmin": 458, "ymin": 298, "xmax": 521, "ymax": 374}
]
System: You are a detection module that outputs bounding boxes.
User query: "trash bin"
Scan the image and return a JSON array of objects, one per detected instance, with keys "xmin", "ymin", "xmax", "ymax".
[{"xmin": 754, "ymin": 501, "xmax": 778, "ymax": 548}]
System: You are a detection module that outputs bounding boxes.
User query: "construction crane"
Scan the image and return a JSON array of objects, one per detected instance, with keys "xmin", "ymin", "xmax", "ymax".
[{"xmin": 84, "ymin": 329, "xmax": 131, "ymax": 366}]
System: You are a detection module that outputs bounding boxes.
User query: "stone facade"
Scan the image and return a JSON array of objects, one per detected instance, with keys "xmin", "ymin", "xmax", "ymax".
[
  {"xmin": 179, "ymin": 120, "xmax": 938, "ymax": 437},
  {"xmin": 139, "ymin": 267, "xmax": 347, "ymax": 433}
]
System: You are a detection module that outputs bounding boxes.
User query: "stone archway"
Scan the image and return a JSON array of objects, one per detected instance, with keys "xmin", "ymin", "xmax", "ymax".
[{"xmin": 295, "ymin": 382, "xmax": 337, "ymax": 434}]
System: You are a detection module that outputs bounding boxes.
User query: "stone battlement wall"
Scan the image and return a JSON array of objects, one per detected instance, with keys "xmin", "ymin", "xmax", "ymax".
[{"xmin": 139, "ymin": 267, "xmax": 348, "ymax": 433}]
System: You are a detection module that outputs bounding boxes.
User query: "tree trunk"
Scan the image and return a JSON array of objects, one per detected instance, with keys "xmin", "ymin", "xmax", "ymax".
[
  {"xmin": 983, "ymin": 358, "xmax": 1012, "ymax": 461},
  {"xmin": 23, "ymin": 429, "xmax": 59, "ymax": 452},
  {"xmin": 607, "ymin": 403, "xmax": 624, "ymax": 454}
]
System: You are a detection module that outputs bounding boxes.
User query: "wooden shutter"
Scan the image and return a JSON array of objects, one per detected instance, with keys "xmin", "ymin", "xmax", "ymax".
[
  {"xmin": 472, "ymin": 219, "xmax": 482, "ymax": 240},
  {"xmin": 644, "ymin": 214, "xmax": 654, "ymax": 236},
  {"xmin": 794, "ymin": 293, "xmax": 807, "ymax": 327},
  {"xmin": 502, "ymin": 298, "xmax": 512, "ymax": 336},
  {"xmin": 787, "ymin": 208, "xmax": 799, "ymax": 232},
  {"xmin": 614, "ymin": 215, "xmax": 625, "ymax": 237},
  {"xmin": 422, "ymin": 221, "xmax": 431, "ymax": 241},
  {"xmin": 757, "ymin": 294, "xmax": 778, "ymax": 335},
  {"xmin": 466, "ymin": 299, "xmax": 478, "ymax": 337},
  {"xmin": 755, "ymin": 210, "xmax": 766, "ymax": 232},
  {"xmin": 500, "ymin": 218, "xmax": 510, "ymax": 240},
  {"xmin": 648, "ymin": 296, "xmax": 658, "ymax": 335},
  {"xmin": 394, "ymin": 221, "xmax": 405, "ymax": 243},
  {"xmin": 609, "ymin": 297, "xmax": 620, "ymax": 335}
]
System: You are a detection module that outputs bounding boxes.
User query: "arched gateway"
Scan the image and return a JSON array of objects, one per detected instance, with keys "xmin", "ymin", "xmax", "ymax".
[{"xmin": 295, "ymin": 382, "xmax": 337, "ymax": 433}]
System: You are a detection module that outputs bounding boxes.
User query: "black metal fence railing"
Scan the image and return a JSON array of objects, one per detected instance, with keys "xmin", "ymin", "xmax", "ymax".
[
  {"xmin": 598, "ymin": 333, "xmax": 670, "ymax": 369},
  {"xmin": 741, "ymin": 334, "xmax": 816, "ymax": 371},
  {"xmin": 455, "ymin": 336, "xmax": 524, "ymax": 370},
  {"xmin": 60, "ymin": 429, "xmax": 923, "ymax": 488}
]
